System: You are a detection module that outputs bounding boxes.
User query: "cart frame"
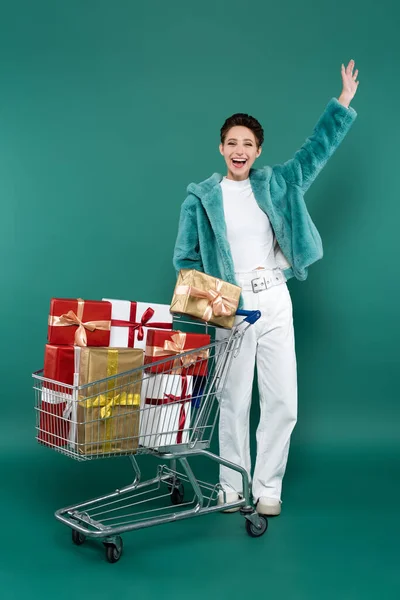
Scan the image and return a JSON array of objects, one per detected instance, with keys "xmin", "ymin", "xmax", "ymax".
[{"xmin": 33, "ymin": 309, "xmax": 268, "ymax": 562}]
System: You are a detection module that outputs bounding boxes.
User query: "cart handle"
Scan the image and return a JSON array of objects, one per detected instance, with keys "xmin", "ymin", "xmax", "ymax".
[{"xmin": 235, "ymin": 309, "xmax": 261, "ymax": 324}]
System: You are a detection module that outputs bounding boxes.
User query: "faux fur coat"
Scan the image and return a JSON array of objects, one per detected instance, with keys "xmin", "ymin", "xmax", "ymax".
[{"xmin": 173, "ymin": 97, "xmax": 357, "ymax": 305}]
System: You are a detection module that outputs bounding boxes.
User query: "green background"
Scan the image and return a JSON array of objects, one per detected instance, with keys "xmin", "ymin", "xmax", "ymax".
[{"xmin": 2, "ymin": 0, "xmax": 399, "ymax": 598}]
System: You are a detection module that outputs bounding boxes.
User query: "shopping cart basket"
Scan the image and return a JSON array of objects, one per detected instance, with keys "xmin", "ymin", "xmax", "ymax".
[{"xmin": 33, "ymin": 309, "xmax": 267, "ymax": 563}]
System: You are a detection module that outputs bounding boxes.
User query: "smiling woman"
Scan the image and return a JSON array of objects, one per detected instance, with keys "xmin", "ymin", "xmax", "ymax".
[
  {"xmin": 219, "ymin": 113, "xmax": 264, "ymax": 181},
  {"xmin": 173, "ymin": 60, "xmax": 360, "ymax": 518}
]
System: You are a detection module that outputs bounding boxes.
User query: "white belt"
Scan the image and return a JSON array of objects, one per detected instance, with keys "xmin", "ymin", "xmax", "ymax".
[{"xmin": 237, "ymin": 268, "xmax": 286, "ymax": 293}]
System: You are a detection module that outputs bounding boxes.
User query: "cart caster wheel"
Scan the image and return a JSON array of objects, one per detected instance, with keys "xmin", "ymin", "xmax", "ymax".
[
  {"xmin": 245, "ymin": 516, "xmax": 268, "ymax": 538},
  {"xmin": 166, "ymin": 477, "xmax": 180, "ymax": 491},
  {"xmin": 171, "ymin": 484, "xmax": 184, "ymax": 505},
  {"xmin": 104, "ymin": 537, "xmax": 123, "ymax": 563},
  {"xmin": 72, "ymin": 530, "xmax": 86, "ymax": 545}
]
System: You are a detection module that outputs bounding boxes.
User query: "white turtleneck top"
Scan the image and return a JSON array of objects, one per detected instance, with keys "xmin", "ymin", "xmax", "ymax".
[{"xmin": 220, "ymin": 176, "xmax": 277, "ymax": 273}]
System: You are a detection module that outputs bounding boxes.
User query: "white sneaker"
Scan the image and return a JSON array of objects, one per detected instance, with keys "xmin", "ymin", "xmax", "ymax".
[
  {"xmin": 256, "ymin": 497, "xmax": 282, "ymax": 516},
  {"xmin": 217, "ymin": 490, "xmax": 242, "ymax": 513}
]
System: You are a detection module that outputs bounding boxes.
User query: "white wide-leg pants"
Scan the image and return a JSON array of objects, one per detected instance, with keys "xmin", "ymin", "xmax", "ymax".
[{"xmin": 216, "ymin": 269, "xmax": 297, "ymax": 502}]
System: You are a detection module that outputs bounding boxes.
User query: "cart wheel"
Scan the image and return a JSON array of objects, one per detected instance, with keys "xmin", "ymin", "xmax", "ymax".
[
  {"xmin": 166, "ymin": 476, "xmax": 181, "ymax": 491},
  {"xmin": 105, "ymin": 538, "xmax": 123, "ymax": 564},
  {"xmin": 171, "ymin": 484, "xmax": 185, "ymax": 505},
  {"xmin": 245, "ymin": 516, "xmax": 268, "ymax": 538},
  {"xmin": 72, "ymin": 530, "xmax": 86, "ymax": 546}
]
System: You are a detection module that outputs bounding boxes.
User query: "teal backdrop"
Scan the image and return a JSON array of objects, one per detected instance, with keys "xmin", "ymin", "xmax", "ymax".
[{"xmin": 1, "ymin": 0, "xmax": 399, "ymax": 598}]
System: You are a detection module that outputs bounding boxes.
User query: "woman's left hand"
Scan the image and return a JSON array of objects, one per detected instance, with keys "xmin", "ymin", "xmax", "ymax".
[{"xmin": 338, "ymin": 59, "xmax": 359, "ymax": 107}]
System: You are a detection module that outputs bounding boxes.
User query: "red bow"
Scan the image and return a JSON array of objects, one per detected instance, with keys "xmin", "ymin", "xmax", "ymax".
[{"xmin": 112, "ymin": 307, "xmax": 172, "ymax": 346}]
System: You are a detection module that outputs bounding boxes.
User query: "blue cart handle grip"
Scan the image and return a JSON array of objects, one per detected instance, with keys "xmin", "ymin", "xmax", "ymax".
[{"xmin": 235, "ymin": 309, "xmax": 261, "ymax": 324}]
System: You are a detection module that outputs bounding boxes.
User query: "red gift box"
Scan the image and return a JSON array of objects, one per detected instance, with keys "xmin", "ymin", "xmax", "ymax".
[
  {"xmin": 43, "ymin": 344, "xmax": 75, "ymax": 385},
  {"xmin": 47, "ymin": 298, "xmax": 112, "ymax": 347},
  {"xmin": 39, "ymin": 344, "xmax": 75, "ymax": 447},
  {"xmin": 144, "ymin": 329, "xmax": 210, "ymax": 376}
]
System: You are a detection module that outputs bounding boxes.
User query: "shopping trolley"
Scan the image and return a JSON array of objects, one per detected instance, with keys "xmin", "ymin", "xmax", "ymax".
[{"xmin": 33, "ymin": 309, "xmax": 267, "ymax": 563}]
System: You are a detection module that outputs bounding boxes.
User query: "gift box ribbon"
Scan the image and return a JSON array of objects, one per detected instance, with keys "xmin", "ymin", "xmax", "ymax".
[
  {"xmin": 175, "ymin": 279, "xmax": 236, "ymax": 321},
  {"xmin": 80, "ymin": 391, "xmax": 141, "ymax": 419},
  {"xmin": 80, "ymin": 392, "xmax": 140, "ymax": 452},
  {"xmin": 48, "ymin": 298, "xmax": 111, "ymax": 347},
  {"xmin": 63, "ymin": 348, "xmax": 140, "ymax": 453},
  {"xmin": 111, "ymin": 306, "xmax": 172, "ymax": 347},
  {"xmin": 63, "ymin": 392, "xmax": 141, "ymax": 422},
  {"xmin": 146, "ymin": 331, "xmax": 209, "ymax": 369},
  {"xmin": 145, "ymin": 376, "xmax": 191, "ymax": 443}
]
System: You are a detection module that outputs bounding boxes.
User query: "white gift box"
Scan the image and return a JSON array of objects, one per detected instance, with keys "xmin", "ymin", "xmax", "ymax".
[
  {"xmin": 102, "ymin": 299, "xmax": 173, "ymax": 350},
  {"xmin": 139, "ymin": 374, "xmax": 192, "ymax": 448},
  {"xmin": 41, "ymin": 387, "xmax": 73, "ymax": 405}
]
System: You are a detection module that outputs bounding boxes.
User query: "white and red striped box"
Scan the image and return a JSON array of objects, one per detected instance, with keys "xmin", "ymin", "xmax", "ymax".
[
  {"xmin": 139, "ymin": 373, "xmax": 193, "ymax": 448},
  {"xmin": 102, "ymin": 299, "xmax": 173, "ymax": 350}
]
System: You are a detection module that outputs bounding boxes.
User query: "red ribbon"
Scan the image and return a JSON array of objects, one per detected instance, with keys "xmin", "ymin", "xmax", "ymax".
[
  {"xmin": 111, "ymin": 306, "xmax": 172, "ymax": 347},
  {"xmin": 145, "ymin": 376, "xmax": 191, "ymax": 443},
  {"xmin": 129, "ymin": 300, "xmax": 137, "ymax": 347}
]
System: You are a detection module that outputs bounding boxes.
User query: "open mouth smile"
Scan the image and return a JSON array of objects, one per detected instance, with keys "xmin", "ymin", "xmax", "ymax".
[{"xmin": 231, "ymin": 158, "xmax": 247, "ymax": 169}]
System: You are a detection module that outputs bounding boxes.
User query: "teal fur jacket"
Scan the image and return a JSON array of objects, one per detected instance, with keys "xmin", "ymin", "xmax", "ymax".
[{"xmin": 173, "ymin": 98, "xmax": 357, "ymax": 305}]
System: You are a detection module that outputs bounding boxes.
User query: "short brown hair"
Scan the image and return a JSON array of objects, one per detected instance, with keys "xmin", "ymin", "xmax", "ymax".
[{"xmin": 220, "ymin": 113, "xmax": 264, "ymax": 147}]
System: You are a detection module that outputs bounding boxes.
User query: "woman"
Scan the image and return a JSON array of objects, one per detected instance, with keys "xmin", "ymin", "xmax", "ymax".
[{"xmin": 173, "ymin": 60, "xmax": 359, "ymax": 516}]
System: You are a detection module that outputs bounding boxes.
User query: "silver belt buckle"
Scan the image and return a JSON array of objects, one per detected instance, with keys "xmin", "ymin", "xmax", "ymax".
[{"xmin": 251, "ymin": 276, "xmax": 267, "ymax": 293}]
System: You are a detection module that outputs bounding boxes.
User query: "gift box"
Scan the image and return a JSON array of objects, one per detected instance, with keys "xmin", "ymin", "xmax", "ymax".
[
  {"xmin": 76, "ymin": 391, "xmax": 141, "ymax": 455},
  {"xmin": 139, "ymin": 374, "xmax": 192, "ymax": 447},
  {"xmin": 73, "ymin": 347, "xmax": 144, "ymax": 455},
  {"xmin": 170, "ymin": 269, "xmax": 241, "ymax": 329},
  {"xmin": 77, "ymin": 346, "xmax": 144, "ymax": 392},
  {"xmin": 47, "ymin": 298, "xmax": 112, "ymax": 347},
  {"xmin": 102, "ymin": 298, "xmax": 173, "ymax": 349},
  {"xmin": 43, "ymin": 344, "xmax": 75, "ymax": 385},
  {"xmin": 144, "ymin": 329, "xmax": 210, "ymax": 376},
  {"xmin": 38, "ymin": 344, "xmax": 75, "ymax": 447}
]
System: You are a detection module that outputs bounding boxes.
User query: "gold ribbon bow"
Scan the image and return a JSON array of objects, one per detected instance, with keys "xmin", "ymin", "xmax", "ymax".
[
  {"xmin": 147, "ymin": 331, "xmax": 209, "ymax": 369},
  {"xmin": 49, "ymin": 298, "xmax": 111, "ymax": 346},
  {"xmin": 175, "ymin": 280, "xmax": 236, "ymax": 322},
  {"xmin": 80, "ymin": 392, "xmax": 140, "ymax": 453},
  {"xmin": 80, "ymin": 392, "xmax": 141, "ymax": 419}
]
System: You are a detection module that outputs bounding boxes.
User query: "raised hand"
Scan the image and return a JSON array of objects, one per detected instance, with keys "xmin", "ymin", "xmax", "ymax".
[{"xmin": 338, "ymin": 59, "xmax": 359, "ymax": 107}]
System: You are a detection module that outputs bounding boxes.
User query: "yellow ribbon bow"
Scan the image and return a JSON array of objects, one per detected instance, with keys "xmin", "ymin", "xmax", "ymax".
[{"xmin": 81, "ymin": 392, "xmax": 140, "ymax": 419}]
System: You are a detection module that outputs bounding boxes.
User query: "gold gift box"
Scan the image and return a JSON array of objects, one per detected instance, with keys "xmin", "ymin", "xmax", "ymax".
[
  {"xmin": 170, "ymin": 269, "xmax": 241, "ymax": 329},
  {"xmin": 76, "ymin": 347, "xmax": 143, "ymax": 455}
]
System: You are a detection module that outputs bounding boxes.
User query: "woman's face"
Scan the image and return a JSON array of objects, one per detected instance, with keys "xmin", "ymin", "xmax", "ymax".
[{"xmin": 219, "ymin": 126, "xmax": 262, "ymax": 181}]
